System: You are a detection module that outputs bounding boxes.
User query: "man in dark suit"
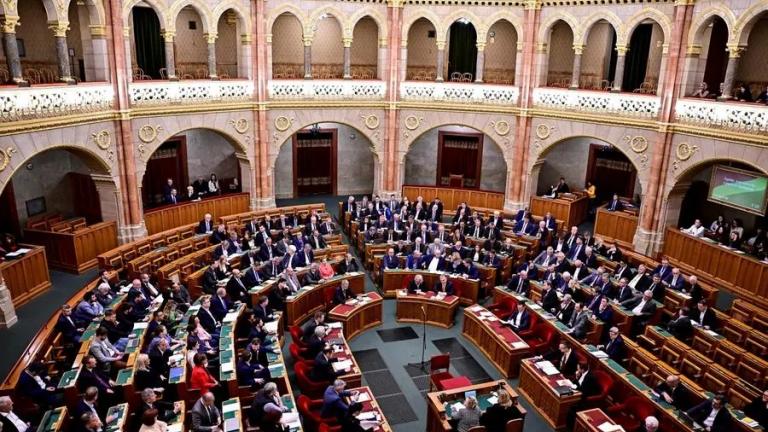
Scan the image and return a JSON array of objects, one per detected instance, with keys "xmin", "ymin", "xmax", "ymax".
[
  {"xmin": 653, "ymin": 375, "xmax": 689, "ymax": 409},
  {"xmin": 627, "ymin": 264, "xmax": 652, "ymax": 292},
  {"xmin": 597, "ymin": 327, "xmax": 626, "ymax": 362},
  {"xmin": 647, "ymin": 274, "xmax": 666, "ymax": 302},
  {"xmin": 209, "ymin": 225, "xmax": 227, "ymax": 245},
  {"xmin": 575, "ymin": 362, "xmax": 600, "ymax": 398},
  {"xmin": 653, "ymin": 257, "xmax": 673, "ymax": 281},
  {"xmin": 210, "ymin": 288, "xmax": 231, "ymax": 321},
  {"xmin": 614, "ymin": 278, "xmax": 634, "ymax": 303},
  {"xmin": 506, "ymin": 302, "xmax": 531, "ymax": 332},
  {"xmin": 198, "ymin": 298, "xmax": 222, "ymax": 333},
  {"xmin": 685, "ymin": 393, "xmax": 732, "ymax": 432},
  {"xmin": 613, "ymin": 261, "xmax": 635, "ymax": 281},
  {"xmin": 546, "ymin": 341, "xmax": 578, "ymax": 378},
  {"xmin": 190, "ymin": 393, "xmax": 222, "ymax": 432},
  {"xmin": 302, "ymin": 311, "xmax": 325, "ymax": 342},
  {"xmin": 226, "ymin": 269, "xmax": 250, "ymax": 305},
  {"xmin": 407, "ymin": 274, "xmax": 427, "ymax": 293},
  {"xmin": 381, "ymin": 248, "xmax": 400, "ymax": 271},
  {"xmin": 557, "ymin": 295, "xmax": 576, "ymax": 324},
  {"xmin": 405, "ymin": 250, "xmax": 425, "ymax": 270},
  {"xmin": 540, "ymin": 281, "xmax": 560, "ymax": 314},
  {"xmin": 334, "ymin": 280, "xmax": 355, "ymax": 304},
  {"xmin": 621, "ymin": 290, "xmax": 657, "ymax": 333},
  {"xmin": 606, "ymin": 194, "xmax": 624, "ymax": 212},
  {"xmin": 197, "ymin": 214, "xmax": 214, "ymax": 234},
  {"xmin": 253, "ymin": 296, "xmax": 275, "ymax": 323},
  {"xmin": 432, "ymin": 274, "xmax": 454, "ymax": 295},
  {"xmin": 604, "ymin": 244, "xmax": 623, "ymax": 262},
  {"xmin": 664, "ymin": 267, "xmax": 685, "ymax": 291},
  {"xmin": 565, "ymin": 302, "xmax": 589, "ymax": 339},
  {"xmin": 262, "ymin": 257, "xmax": 283, "ymax": 280},
  {"xmin": 311, "ymin": 346, "xmax": 343, "ymax": 383},
  {"xmin": 667, "ymin": 307, "xmax": 694, "ymax": 340},
  {"xmin": 506, "ymin": 270, "xmax": 530, "ymax": 296},
  {"xmin": 694, "ymin": 300, "xmax": 718, "ymax": 330},
  {"xmin": 567, "ymin": 238, "xmax": 586, "ymax": 261},
  {"xmin": 338, "ymin": 253, "xmax": 359, "ymax": 274},
  {"xmin": 299, "ymin": 244, "xmax": 315, "ymax": 267},
  {"xmin": 258, "ymin": 237, "xmax": 279, "ymax": 262},
  {"xmin": 78, "ymin": 356, "xmax": 115, "ymax": 395},
  {"xmin": 514, "ymin": 216, "xmax": 534, "ymax": 236},
  {"xmin": 319, "ymin": 218, "xmax": 336, "ymax": 236},
  {"xmin": 744, "ymin": 389, "xmax": 768, "ymax": 429},
  {"xmin": 72, "ymin": 387, "xmax": 102, "ymax": 423},
  {"xmin": 17, "ymin": 363, "xmax": 59, "ymax": 409},
  {"xmin": 56, "ymin": 304, "xmax": 84, "ymax": 344},
  {"xmin": 306, "ymin": 229, "xmax": 327, "ymax": 250}
]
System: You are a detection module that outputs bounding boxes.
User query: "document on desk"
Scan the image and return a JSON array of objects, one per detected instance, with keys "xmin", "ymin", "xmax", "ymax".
[
  {"xmin": 332, "ymin": 360, "xmax": 353, "ymax": 372},
  {"xmin": 264, "ymin": 321, "xmax": 279, "ymax": 333},
  {"xmin": 597, "ymin": 422, "xmax": 624, "ymax": 432},
  {"xmin": 354, "ymin": 392, "xmax": 371, "ymax": 403},
  {"xmin": 327, "ymin": 322, "xmax": 343, "ymax": 329},
  {"xmin": 167, "ymin": 424, "xmax": 182, "ymax": 432},
  {"xmin": 220, "ymin": 362, "xmax": 234, "ymax": 373},
  {"xmin": 223, "ymin": 312, "xmax": 239, "ymax": 323},
  {"xmin": 535, "ymin": 360, "xmax": 561, "ymax": 376},
  {"xmin": 223, "ymin": 401, "xmax": 240, "ymax": 413},
  {"xmin": 224, "ymin": 418, "xmax": 239, "ymax": 432}
]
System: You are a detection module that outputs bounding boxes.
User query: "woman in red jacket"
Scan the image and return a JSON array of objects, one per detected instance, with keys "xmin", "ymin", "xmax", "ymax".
[{"xmin": 190, "ymin": 353, "xmax": 219, "ymax": 395}]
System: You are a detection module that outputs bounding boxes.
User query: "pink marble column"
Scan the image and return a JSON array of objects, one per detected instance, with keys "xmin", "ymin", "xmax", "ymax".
[
  {"xmin": 383, "ymin": 3, "xmax": 402, "ymax": 193},
  {"xmin": 253, "ymin": 0, "xmax": 270, "ymax": 207}
]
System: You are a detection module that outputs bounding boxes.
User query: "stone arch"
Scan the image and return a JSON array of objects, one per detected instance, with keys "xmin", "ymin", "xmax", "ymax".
[
  {"xmin": 401, "ymin": 10, "xmax": 443, "ymax": 43},
  {"xmin": 687, "ymin": 6, "xmax": 736, "ymax": 46},
  {"xmin": 577, "ymin": 11, "xmax": 622, "ymax": 45},
  {"xmin": 168, "ymin": 0, "xmax": 213, "ymax": 33},
  {"xmin": 307, "ymin": 6, "xmax": 347, "ymax": 38},
  {"xmin": 442, "ymin": 11, "xmax": 484, "ymax": 41},
  {"xmin": 39, "ymin": 0, "xmax": 67, "ymax": 22},
  {"xmin": 348, "ymin": 10, "xmax": 387, "ymax": 41},
  {"xmin": 538, "ymin": 12, "xmax": 580, "ymax": 46},
  {"xmin": 484, "ymin": 12, "xmax": 523, "ymax": 45},
  {"xmin": 123, "ymin": 0, "xmax": 168, "ymax": 30},
  {"xmin": 79, "ymin": 0, "xmax": 107, "ymax": 27},
  {"xmin": 734, "ymin": 1, "xmax": 768, "ymax": 45},
  {"xmin": 266, "ymin": 5, "xmax": 307, "ymax": 36},
  {"xmin": 212, "ymin": 2, "xmax": 252, "ymax": 35},
  {"xmin": 619, "ymin": 8, "xmax": 672, "ymax": 47}
]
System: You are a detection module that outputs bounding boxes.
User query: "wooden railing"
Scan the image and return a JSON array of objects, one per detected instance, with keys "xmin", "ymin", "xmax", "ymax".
[
  {"xmin": 143, "ymin": 193, "xmax": 250, "ymax": 235},
  {"xmin": 23, "ymin": 221, "xmax": 118, "ymax": 274},
  {"xmin": 0, "ymin": 245, "xmax": 52, "ymax": 307},
  {"xmin": 401, "ymin": 185, "xmax": 505, "ymax": 215},
  {"xmin": 593, "ymin": 206, "xmax": 639, "ymax": 249}
]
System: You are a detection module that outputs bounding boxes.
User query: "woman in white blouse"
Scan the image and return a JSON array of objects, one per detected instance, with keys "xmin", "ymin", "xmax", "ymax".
[{"xmin": 208, "ymin": 173, "xmax": 220, "ymax": 194}]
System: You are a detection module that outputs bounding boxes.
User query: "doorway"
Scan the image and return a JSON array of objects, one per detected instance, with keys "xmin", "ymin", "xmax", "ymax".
[
  {"xmin": 622, "ymin": 23, "xmax": 652, "ymax": 92},
  {"xmin": 0, "ymin": 182, "xmax": 20, "ymax": 238},
  {"xmin": 142, "ymin": 137, "xmax": 188, "ymax": 207},
  {"xmin": 586, "ymin": 144, "xmax": 637, "ymax": 200},
  {"xmin": 293, "ymin": 128, "xmax": 337, "ymax": 196},
  {"xmin": 133, "ymin": 6, "xmax": 166, "ymax": 79},
  {"xmin": 447, "ymin": 21, "xmax": 477, "ymax": 80},
  {"xmin": 437, "ymin": 131, "xmax": 484, "ymax": 189}
]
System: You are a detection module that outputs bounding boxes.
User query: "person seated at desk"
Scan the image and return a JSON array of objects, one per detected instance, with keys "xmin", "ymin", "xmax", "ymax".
[
  {"xmin": 138, "ymin": 409, "xmax": 167, "ymax": 432},
  {"xmin": 302, "ymin": 311, "xmax": 326, "ymax": 342},
  {"xmin": 597, "ymin": 327, "xmax": 625, "ymax": 362},
  {"xmin": 663, "ymin": 267, "xmax": 685, "ymax": 292},
  {"xmin": 338, "ymin": 253, "xmax": 359, "ymax": 274},
  {"xmin": 169, "ymin": 282, "xmax": 192, "ymax": 311},
  {"xmin": 545, "ymin": 341, "xmax": 578, "ymax": 378},
  {"xmin": 190, "ymin": 392, "xmax": 222, "ymax": 432},
  {"xmin": 237, "ymin": 351, "xmax": 270, "ymax": 390},
  {"xmin": 724, "ymin": 231, "xmax": 742, "ymax": 249},
  {"xmin": 197, "ymin": 213, "xmax": 214, "ymax": 235},
  {"xmin": 55, "ymin": 304, "xmax": 85, "ymax": 345},
  {"xmin": 254, "ymin": 295, "xmax": 276, "ymax": 323},
  {"xmin": 744, "ymin": 389, "xmax": 768, "ymax": 429},
  {"xmin": 322, "ymin": 380, "xmax": 358, "ymax": 421},
  {"xmin": 424, "ymin": 251, "xmax": 446, "ymax": 272},
  {"xmin": 75, "ymin": 291, "xmax": 105, "ymax": 323},
  {"xmin": 137, "ymin": 388, "xmax": 181, "ymax": 425},
  {"xmin": 311, "ymin": 345, "xmax": 345, "ymax": 383},
  {"xmin": 653, "ymin": 375, "xmax": 689, "ymax": 409},
  {"xmin": 226, "ymin": 269, "xmax": 250, "ymax": 306},
  {"xmin": 209, "ymin": 224, "xmax": 228, "ymax": 245},
  {"xmin": 432, "ymin": 274, "xmax": 454, "ymax": 296},
  {"xmin": 306, "ymin": 326, "xmax": 328, "ymax": 359},
  {"xmin": 567, "ymin": 238, "xmax": 586, "ymax": 262},
  {"xmin": 646, "ymin": 274, "xmax": 666, "ymax": 302},
  {"xmin": 668, "ymin": 306, "xmax": 694, "ymax": 340},
  {"xmin": 506, "ymin": 302, "xmax": 531, "ymax": 332},
  {"xmin": 462, "ymin": 258, "xmax": 479, "ymax": 279},
  {"xmin": 78, "ymin": 355, "xmax": 116, "ymax": 396},
  {"xmin": 334, "ymin": 280, "xmax": 356, "ymax": 305},
  {"xmin": 281, "ymin": 245, "xmax": 302, "ymax": 271},
  {"xmin": 306, "ymin": 229, "xmax": 327, "ymax": 250},
  {"xmin": 549, "ymin": 177, "xmax": 570, "ymax": 198},
  {"xmin": 627, "ymin": 264, "xmax": 651, "ymax": 292},
  {"xmin": 303, "ymin": 263, "xmax": 324, "ymax": 285},
  {"xmin": 694, "ymin": 299, "xmax": 717, "ymax": 330},
  {"xmin": 280, "ymin": 268, "xmax": 301, "ymax": 295},
  {"xmin": 73, "ymin": 387, "xmax": 111, "ymax": 425},
  {"xmin": 621, "ymin": 290, "xmax": 657, "ymax": 332},
  {"xmin": 685, "ymin": 393, "xmax": 732, "ymax": 432},
  {"xmin": 407, "ymin": 274, "xmax": 427, "ymax": 294},
  {"xmin": 451, "ymin": 396, "xmax": 481, "ymax": 432},
  {"xmin": 683, "ymin": 219, "xmax": 706, "ymax": 237},
  {"xmin": 90, "ymin": 327, "xmax": 126, "ymax": 373},
  {"xmin": 566, "ymin": 362, "xmax": 601, "ymax": 429},
  {"xmin": 381, "ymin": 248, "xmax": 400, "ymax": 272},
  {"xmin": 210, "ymin": 288, "xmax": 232, "ymax": 322},
  {"xmin": 95, "ymin": 283, "xmax": 115, "ymax": 308},
  {"xmin": 514, "ymin": 216, "xmax": 534, "ymax": 236},
  {"xmin": 506, "ymin": 270, "xmax": 530, "ymax": 296},
  {"xmin": 318, "ymin": 258, "xmax": 335, "ymax": 280},
  {"xmin": 591, "ymin": 297, "xmax": 614, "ymax": 326},
  {"xmin": 148, "ymin": 338, "xmax": 174, "ymax": 384},
  {"xmin": 134, "ymin": 354, "xmax": 164, "ymax": 393},
  {"xmin": 190, "ymin": 317, "xmax": 218, "ymax": 354},
  {"xmin": 606, "ymin": 193, "xmax": 624, "ymax": 212},
  {"xmin": 565, "ymin": 302, "xmax": 590, "ymax": 339},
  {"xmin": 540, "ymin": 280, "xmax": 560, "ymax": 314},
  {"xmin": 480, "ymin": 390, "xmax": 523, "ymax": 431},
  {"xmin": 76, "ymin": 412, "xmax": 104, "ymax": 432},
  {"xmin": 298, "ymin": 243, "xmax": 315, "ymax": 268},
  {"xmin": 197, "ymin": 296, "xmax": 222, "ymax": 335},
  {"xmin": 213, "ymin": 239, "xmax": 235, "ymax": 260},
  {"xmin": 249, "ymin": 383, "xmax": 292, "ymax": 432},
  {"xmin": 556, "ymin": 294, "xmax": 576, "ymax": 323},
  {"xmin": 17, "ymin": 362, "xmax": 60, "ymax": 410},
  {"xmin": 446, "ymin": 254, "xmax": 466, "ymax": 275}
]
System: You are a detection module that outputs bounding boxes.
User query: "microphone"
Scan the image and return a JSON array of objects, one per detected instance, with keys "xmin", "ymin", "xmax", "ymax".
[{"xmin": 421, "ymin": 305, "xmax": 427, "ymax": 318}]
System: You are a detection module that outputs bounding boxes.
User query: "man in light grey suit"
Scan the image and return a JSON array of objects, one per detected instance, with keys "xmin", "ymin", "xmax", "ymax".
[
  {"xmin": 89, "ymin": 327, "xmax": 125, "ymax": 372},
  {"xmin": 190, "ymin": 392, "xmax": 222, "ymax": 432},
  {"xmin": 566, "ymin": 303, "xmax": 590, "ymax": 340}
]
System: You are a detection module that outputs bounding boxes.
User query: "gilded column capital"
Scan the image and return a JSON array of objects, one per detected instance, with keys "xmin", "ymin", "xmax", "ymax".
[
  {"xmin": 123, "ymin": 26, "xmax": 131, "ymax": 38},
  {"xmin": 726, "ymin": 44, "xmax": 746, "ymax": 58},
  {"xmin": 661, "ymin": 43, "xmax": 669, "ymax": 55},
  {"xmin": 1, "ymin": 16, "xmax": 20, "ymax": 34},
  {"xmin": 161, "ymin": 30, "xmax": 176, "ymax": 42},
  {"xmin": 386, "ymin": 0, "xmax": 405, "ymax": 7},
  {"xmin": 476, "ymin": 42, "xmax": 486, "ymax": 52},
  {"xmin": 523, "ymin": 0, "xmax": 542, "ymax": 10},
  {"xmin": 241, "ymin": 33, "xmax": 253, "ymax": 44},
  {"xmin": 48, "ymin": 21, "xmax": 70, "ymax": 37},
  {"xmin": 685, "ymin": 44, "xmax": 702, "ymax": 56},
  {"xmin": 89, "ymin": 25, "xmax": 107, "ymax": 38},
  {"xmin": 436, "ymin": 40, "xmax": 446, "ymax": 50},
  {"xmin": 615, "ymin": 45, "xmax": 629, "ymax": 56},
  {"xmin": 204, "ymin": 32, "xmax": 218, "ymax": 44},
  {"xmin": 303, "ymin": 36, "xmax": 313, "ymax": 47},
  {"xmin": 674, "ymin": 0, "xmax": 695, "ymax": 5},
  {"xmin": 535, "ymin": 42, "xmax": 548, "ymax": 54},
  {"xmin": 379, "ymin": 37, "xmax": 388, "ymax": 48},
  {"xmin": 342, "ymin": 37, "xmax": 353, "ymax": 48},
  {"xmin": 572, "ymin": 44, "xmax": 584, "ymax": 55},
  {"xmin": 517, "ymin": 41, "xmax": 524, "ymax": 52}
]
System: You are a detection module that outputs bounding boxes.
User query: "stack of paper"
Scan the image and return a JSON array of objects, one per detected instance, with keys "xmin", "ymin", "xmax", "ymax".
[
  {"xmin": 468, "ymin": 305, "xmax": 483, "ymax": 312},
  {"xmin": 332, "ymin": 360, "xmax": 353, "ymax": 372},
  {"xmin": 741, "ymin": 417, "xmax": 759, "ymax": 427},
  {"xmin": 535, "ymin": 360, "xmax": 560, "ymax": 376},
  {"xmin": 222, "ymin": 401, "xmax": 240, "ymax": 413},
  {"xmin": 591, "ymin": 350, "xmax": 609, "ymax": 359},
  {"xmin": 263, "ymin": 321, "xmax": 278, "ymax": 333},
  {"xmin": 167, "ymin": 424, "xmax": 182, "ymax": 432},
  {"xmin": 223, "ymin": 312, "xmax": 239, "ymax": 323},
  {"xmin": 354, "ymin": 392, "xmax": 371, "ymax": 403},
  {"xmin": 133, "ymin": 322, "xmax": 149, "ymax": 330},
  {"xmin": 356, "ymin": 412, "xmax": 377, "ymax": 421},
  {"xmin": 597, "ymin": 423, "xmax": 624, "ymax": 432},
  {"xmin": 220, "ymin": 362, "xmax": 234, "ymax": 373}
]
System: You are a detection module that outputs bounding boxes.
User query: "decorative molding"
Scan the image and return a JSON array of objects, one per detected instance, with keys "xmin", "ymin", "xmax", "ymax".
[
  {"xmin": 138, "ymin": 125, "xmax": 161, "ymax": 144},
  {"xmin": 361, "ymin": 114, "xmax": 380, "ymax": 130},
  {"xmin": 675, "ymin": 142, "xmax": 698, "ymax": 161},
  {"xmin": 490, "ymin": 120, "xmax": 511, "ymax": 136},
  {"xmin": 130, "ymin": 81, "xmax": 254, "ymax": 106},
  {"xmin": 675, "ymin": 99, "xmax": 767, "ymax": 135},
  {"xmin": 0, "ymin": 84, "xmax": 115, "ymax": 123},
  {"xmin": 92, "ymin": 130, "xmax": 111, "ymax": 150},
  {"xmin": 1, "ymin": 16, "xmax": 19, "ymax": 34},
  {"xmin": 624, "ymin": 135, "xmax": 649, "ymax": 153},
  {"xmin": 404, "ymin": 115, "xmax": 422, "ymax": 131},
  {"xmin": 274, "ymin": 116, "xmax": 293, "ymax": 132},
  {"xmin": 0, "ymin": 147, "xmax": 16, "ymax": 172},
  {"xmin": 535, "ymin": 124, "xmax": 552, "ymax": 140},
  {"xmin": 268, "ymin": 80, "xmax": 386, "ymax": 100},
  {"xmin": 48, "ymin": 22, "xmax": 70, "ymax": 37},
  {"xmin": 229, "ymin": 118, "xmax": 249, "ymax": 134},
  {"xmin": 533, "ymin": 88, "xmax": 660, "ymax": 119},
  {"xmin": 400, "ymin": 82, "xmax": 519, "ymax": 106}
]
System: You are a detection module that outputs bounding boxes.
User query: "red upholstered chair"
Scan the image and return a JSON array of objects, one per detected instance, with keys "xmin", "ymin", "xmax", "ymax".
[
  {"xmin": 605, "ymin": 396, "xmax": 655, "ymax": 431},
  {"xmin": 295, "ymin": 361, "xmax": 328, "ymax": 398},
  {"xmin": 290, "ymin": 343, "xmax": 312, "ymax": 363},
  {"xmin": 290, "ymin": 325, "xmax": 307, "ymax": 348},
  {"xmin": 323, "ymin": 285, "xmax": 336, "ymax": 306},
  {"xmin": 297, "ymin": 395, "xmax": 338, "ymax": 432},
  {"xmin": 487, "ymin": 297, "xmax": 518, "ymax": 318},
  {"xmin": 521, "ymin": 323, "xmax": 556, "ymax": 355},
  {"xmin": 584, "ymin": 370, "xmax": 614, "ymax": 408},
  {"xmin": 318, "ymin": 424, "xmax": 342, "ymax": 432},
  {"xmin": 401, "ymin": 275, "xmax": 415, "ymax": 290},
  {"xmin": 429, "ymin": 354, "xmax": 454, "ymax": 391},
  {"xmin": 517, "ymin": 313, "xmax": 539, "ymax": 338}
]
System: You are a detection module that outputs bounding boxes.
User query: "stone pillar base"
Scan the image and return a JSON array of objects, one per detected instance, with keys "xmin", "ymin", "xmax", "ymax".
[
  {"xmin": 633, "ymin": 228, "xmax": 665, "ymax": 257},
  {"xmin": 254, "ymin": 197, "xmax": 276, "ymax": 209},
  {"xmin": 569, "ymin": 85, "xmax": 579, "ymax": 90},
  {"xmin": 13, "ymin": 78, "xmax": 29, "ymax": 87},
  {"xmin": 610, "ymin": 88, "xmax": 621, "ymax": 93},
  {"xmin": 169, "ymin": 76, "xmax": 180, "ymax": 82},
  {"xmin": 118, "ymin": 223, "xmax": 148, "ymax": 244},
  {"xmin": 60, "ymin": 77, "xmax": 77, "ymax": 85},
  {"xmin": 716, "ymin": 96, "xmax": 732, "ymax": 102},
  {"xmin": 0, "ymin": 277, "xmax": 19, "ymax": 329},
  {"xmin": 210, "ymin": 75, "xmax": 220, "ymax": 81},
  {"xmin": 504, "ymin": 200, "xmax": 527, "ymax": 213}
]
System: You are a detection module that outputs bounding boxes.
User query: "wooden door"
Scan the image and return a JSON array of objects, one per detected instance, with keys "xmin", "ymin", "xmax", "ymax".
[
  {"xmin": 437, "ymin": 132, "xmax": 484, "ymax": 189},
  {"xmin": 293, "ymin": 129, "xmax": 337, "ymax": 197},
  {"xmin": 586, "ymin": 144, "xmax": 637, "ymax": 200},
  {"xmin": 69, "ymin": 173, "xmax": 102, "ymax": 224},
  {"xmin": 141, "ymin": 137, "xmax": 188, "ymax": 207}
]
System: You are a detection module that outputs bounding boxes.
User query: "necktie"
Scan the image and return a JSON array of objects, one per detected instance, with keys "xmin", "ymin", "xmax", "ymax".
[
  {"xmin": 517, "ymin": 279, "xmax": 523, "ymax": 292},
  {"xmin": 474, "ymin": 227, "xmax": 480, "ymax": 237},
  {"xmin": 560, "ymin": 353, "xmax": 567, "ymax": 370},
  {"xmin": 205, "ymin": 405, "xmax": 211, "ymax": 423},
  {"xmin": 315, "ymin": 237, "xmax": 319, "ymax": 249},
  {"xmin": 610, "ymin": 201, "xmax": 615, "ymax": 210}
]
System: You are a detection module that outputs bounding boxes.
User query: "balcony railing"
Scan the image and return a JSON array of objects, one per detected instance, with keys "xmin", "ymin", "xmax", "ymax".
[
  {"xmin": 129, "ymin": 79, "xmax": 254, "ymax": 106},
  {"xmin": 0, "ymin": 83, "xmax": 114, "ymax": 122},
  {"xmin": 400, "ymin": 81, "xmax": 519, "ymax": 106},
  {"xmin": 532, "ymin": 88, "xmax": 660, "ymax": 119},
  {"xmin": 676, "ymin": 98, "xmax": 768, "ymax": 135},
  {"xmin": 268, "ymin": 80, "xmax": 386, "ymax": 100}
]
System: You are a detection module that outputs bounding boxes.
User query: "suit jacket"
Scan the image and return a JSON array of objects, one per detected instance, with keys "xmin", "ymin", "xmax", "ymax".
[
  {"xmin": 78, "ymin": 366, "xmax": 112, "ymax": 393},
  {"xmin": 258, "ymin": 244, "xmax": 279, "ymax": 262},
  {"xmin": 381, "ymin": 255, "xmax": 400, "ymax": 270},
  {"xmin": 557, "ymin": 302, "xmax": 576, "ymax": 324},
  {"xmin": 615, "ymin": 285, "xmax": 634, "ymax": 303},
  {"xmin": 686, "ymin": 400, "xmax": 732, "ymax": 432},
  {"xmin": 506, "ymin": 276, "xmax": 530, "ymax": 296},
  {"xmin": 567, "ymin": 244, "xmax": 586, "ymax": 261},
  {"xmin": 407, "ymin": 280, "xmax": 427, "ymax": 293},
  {"xmin": 654, "ymin": 382, "xmax": 690, "ymax": 409},
  {"xmin": 210, "ymin": 296, "xmax": 231, "ymax": 321},
  {"xmin": 744, "ymin": 397, "xmax": 768, "ymax": 429},
  {"xmin": 432, "ymin": 281, "xmax": 454, "ymax": 296},
  {"xmin": 197, "ymin": 308, "xmax": 220, "ymax": 334},
  {"xmin": 576, "ymin": 369, "xmax": 601, "ymax": 399},
  {"xmin": 694, "ymin": 307, "xmax": 717, "ymax": 329},
  {"xmin": 307, "ymin": 235, "xmax": 327, "ymax": 250},
  {"xmin": 647, "ymin": 282, "xmax": 666, "ymax": 301},
  {"xmin": 253, "ymin": 304, "xmax": 274, "ymax": 323},
  {"xmin": 622, "ymin": 296, "xmax": 657, "ymax": 317},
  {"xmin": 606, "ymin": 199, "xmax": 624, "ymax": 212},
  {"xmin": 424, "ymin": 255, "xmax": 445, "ymax": 271},
  {"xmin": 0, "ymin": 412, "xmax": 29, "ymax": 432},
  {"xmin": 281, "ymin": 253, "xmax": 303, "ymax": 270},
  {"xmin": 547, "ymin": 350, "xmax": 578, "ymax": 377},
  {"xmin": 541, "ymin": 288, "xmax": 560, "ymax": 313},
  {"xmin": 613, "ymin": 265, "xmax": 635, "ymax": 281},
  {"xmin": 653, "ymin": 265, "xmax": 673, "ymax": 281},
  {"xmin": 334, "ymin": 287, "xmax": 355, "ymax": 305},
  {"xmin": 583, "ymin": 254, "xmax": 598, "ymax": 269},
  {"xmin": 665, "ymin": 273, "xmax": 686, "ymax": 291},
  {"xmin": 197, "ymin": 219, "xmax": 214, "ymax": 234},
  {"xmin": 667, "ymin": 315, "xmax": 694, "ymax": 340},
  {"xmin": 243, "ymin": 267, "xmax": 265, "ymax": 287},
  {"xmin": 405, "ymin": 255, "xmax": 425, "ymax": 270},
  {"xmin": 149, "ymin": 347, "xmax": 172, "ymax": 379},
  {"xmin": 226, "ymin": 277, "xmax": 249, "ymax": 303},
  {"xmin": 321, "ymin": 387, "xmax": 351, "ymax": 420},
  {"xmin": 506, "ymin": 309, "xmax": 531, "ymax": 331},
  {"xmin": 190, "ymin": 399, "xmax": 222, "ymax": 432},
  {"xmin": 514, "ymin": 220, "xmax": 534, "ymax": 235},
  {"xmin": 603, "ymin": 336, "xmax": 625, "ymax": 362},
  {"xmin": 310, "ymin": 353, "xmax": 339, "ymax": 383},
  {"xmin": 56, "ymin": 314, "xmax": 82, "ymax": 343},
  {"xmin": 338, "ymin": 258, "xmax": 359, "ymax": 274},
  {"xmin": 569, "ymin": 311, "xmax": 589, "ymax": 339}
]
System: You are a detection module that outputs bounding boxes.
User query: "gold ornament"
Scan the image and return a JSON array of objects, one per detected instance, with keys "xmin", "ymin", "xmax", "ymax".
[
  {"xmin": 138, "ymin": 125, "xmax": 161, "ymax": 143},
  {"xmin": 629, "ymin": 136, "xmax": 648, "ymax": 153},
  {"xmin": 404, "ymin": 115, "xmax": 422, "ymax": 131},
  {"xmin": 535, "ymin": 124, "xmax": 551, "ymax": 140},
  {"xmin": 0, "ymin": 147, "xmax": 16, "ymax": 172},
  {"xmin": 675, "ymin": 142, "xmax": 698, "ymax": 161},
  {"xmin": 230, "ymin": 118, "xmax": 249, "ymax": 134},
  {"xmin": 274, "ymin": 116, "xmax": 293, "ymax": 132},
  {"xmin": 492, "ymin": 120, "xmax": 511, "ymax": 136},
  {"xmin": 91, "ymin": 130, "xmax": 111, "ymax": 150},
  {"xmin": 362, "ymin": 115, "xmax": 380, "ymax": 130}
]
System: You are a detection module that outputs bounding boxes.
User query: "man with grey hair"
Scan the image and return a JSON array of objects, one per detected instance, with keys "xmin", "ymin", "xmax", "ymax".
[
  {"xmin": 190, "ymin": 392, "xmax": 221, "ymax": 432},
  {"xmin": 137, "ymin": 388, "xmax": 180, "ymax": 423},
  {"xmin": 321, "ymin": 379, "xmax": 359, "ymax": 420},
  {"xmin": 643, "ymin": 416, "xmax": 659, "ymax": 432},
  {"xmin": 0, "ymin": 396, "xmax": 30, "ymax": 432},
  {"xmin": 78, "ymin": 412, "xmax": 102, "ymax": 432}
]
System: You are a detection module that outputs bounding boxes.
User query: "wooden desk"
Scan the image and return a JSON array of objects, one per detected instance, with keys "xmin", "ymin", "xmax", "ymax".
[
  {"xmin": 328, "ymin": 292, "xmax": 383, "ymax": 341},
  {"xmin": 144, "ymin": 193, "xmax": 250, "ymax": 235},
  {"xmin": 663, "ymin": 228, "xmax": 768, "ymax": 307},
  {"xmin": 37, "ymin": 406, "xmax": 67, "ymax": 432},
  {"xmin": 105, "ymin": 403, "xmax": 128, "ymax": 432},
  {"xmin": 594, "ymin": 206, "xmax": 639, "ymax": 249},
  {"xmin": 348, "ymin": 386, "xmax": 394, "ymax": 432},
  {"xmin": 426, "ymin": 380, "xmax": 526, "ymax": 432},
  {"xmin": 285, "ymin": 273, "xmax": 365, "ymax": 327},
  {"xmin": 402, "ymin": 185, "xmax": 505, "ymax": 215},
  {"xmin": 24, "ymin": 221, "xmax": 118, "ymax": 273},
  {"xmin": 381, "ymin": 270, "xmax": 479, "ymax": 305},
  {"xmin": 530, "ymin": 195, "xmax": 589, "ymax": 229},
  {"xmin": 219, "ymin": 303, "xmax": 247, "ymax": 398},
  {"xmin": 222, "ymin": 398, "xmax": 245, "ymax": 432},
  {"xmin": 518, "ymin": 358, "xmax": 581, "ymax": 430},
  {"xmin": 325, "ymin": 326, "xmax": 362, "ymax": 389},
  {"xmin": 574, "ymin": 408, "xmax": 618, "ymax": 432},
  {"xmin": 395, "ymin": 290, "xmax": 459, "ymax": 328},
  {"xmin": 462, "ymin": 305, "xmax": 531, "ymax": 378},
  {"xmin": 0, "ymin": 245, "xmax": 52, "ymax": 308}
]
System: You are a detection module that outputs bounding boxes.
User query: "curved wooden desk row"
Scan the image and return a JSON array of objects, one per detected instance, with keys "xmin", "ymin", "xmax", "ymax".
[
  {"xmin": 462, "ymin": 304, "xmax": 531, "ymax": 378},
  {"xmin": 0, "ymin": 245, "xmax": 52, "ymax": 308},
  {"xmin": 401, "ymin": 185, "xmax": 505, "ymax": 214},
  {"xmin": 395, "ymin": 290, "xmax": 459, "ymax": 328},
  {"xmin": 124, "ymin": 233, "xmax": 211, "ymax": 279},
  {"xmin": 219, "ymin": 202, "xmax": 327, "ymax": 228},
  {"xmin": 663, "ymin": 228, "xmax": 768, "ymax": 308},
  {"xmin": 381, "ymin": 269, "xmax": 479, "ymax": 306},
  {"xmin": 329, "ymin": 292, "xmax": 384, "ymax": 341},
  {"xmin": 143, "ymin": 193, "xmax": 250, "ymax": 235},
  {"xmin": 593, "ymin": 206, "xmax": 639, "ymax": 249},
  {"xmin": 24, "ymin": 221, "xmax": 118, "ymax": 274},
  {"xmin": 426, "ymin": 380, "xmax": 527, "ymax": 432}
]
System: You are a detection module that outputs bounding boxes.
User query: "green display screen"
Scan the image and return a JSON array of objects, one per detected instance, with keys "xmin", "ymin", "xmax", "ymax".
[{"xmin": 708, "ymin": 166, "xmax": 768, "ymax": 215}]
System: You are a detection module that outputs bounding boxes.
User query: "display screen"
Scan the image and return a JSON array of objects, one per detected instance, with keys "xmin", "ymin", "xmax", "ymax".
[{"xmin": 708, "ymin": 165, "xmax": 768, "ymax": 215}]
